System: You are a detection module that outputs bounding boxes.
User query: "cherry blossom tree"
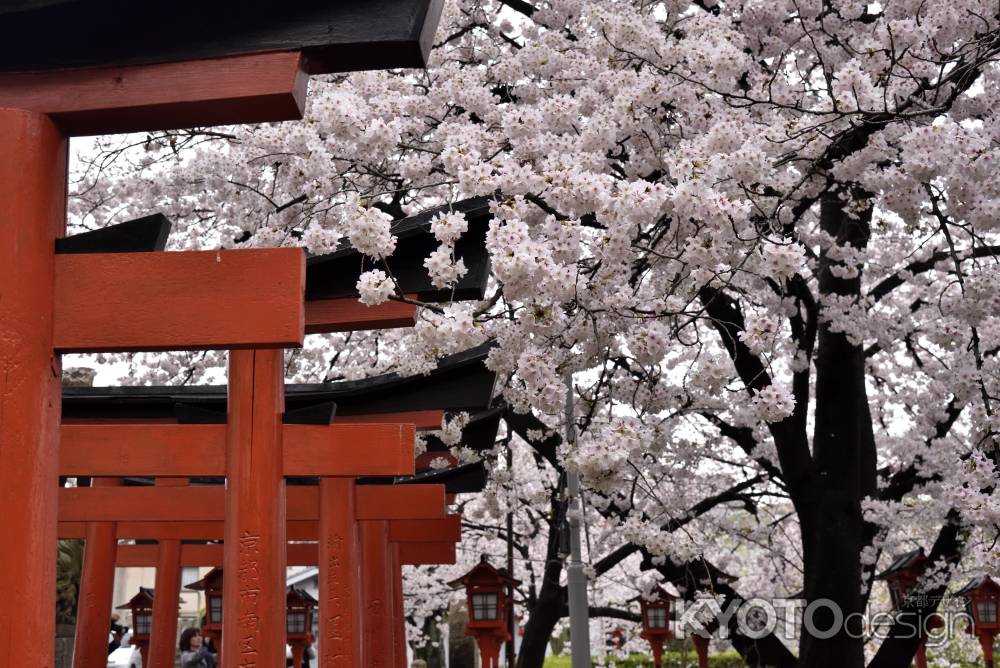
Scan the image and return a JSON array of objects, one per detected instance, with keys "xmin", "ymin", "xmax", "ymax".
[{"xmin": 71, "ymin": 1, "xmax": 1000, "ymax": 667}]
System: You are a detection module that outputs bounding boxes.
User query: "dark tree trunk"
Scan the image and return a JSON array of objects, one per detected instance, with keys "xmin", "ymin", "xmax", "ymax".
[
  {"xmin": 516, "ymin": 496, "xmax": 565, "ymax": 668},
  {"xmin": 796, "ymin": 191, "xmax": 874, "ymax": 668}
]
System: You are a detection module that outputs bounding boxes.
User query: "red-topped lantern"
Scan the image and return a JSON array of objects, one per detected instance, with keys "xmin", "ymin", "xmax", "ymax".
[
  {"xmin": 877, "ymin": 549, "xmax": 943, "ymax": 668},
  {"xmin": 638, "ymin": 585, "xmax": 675, "ymax": 668},
  {"xmin": 449, "ymin": 556, "xmax": 520, "ymax": 668},
  {"xmin": 879, "ymin": 549, "xmax": 928, "ymax": 609},
  {"xmin": 286, "ymin": 586, "xmax": 318, "ymax": 668},
  {"xmin": 958, "ymin": 577, "xmax": 1000, "ymax": 668},
  {"xmin": 186, "ymin": 567, "xmax": 225, "ymax": 661},
  {"xmin": 116, "ymin": 587, "xmax": 154, "ymax": 664}
]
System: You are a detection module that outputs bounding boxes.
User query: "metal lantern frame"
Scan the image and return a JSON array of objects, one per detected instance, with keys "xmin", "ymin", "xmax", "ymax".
[
  {"xmin": 958, "ymin": 575, "xmax": 1000, "ymax": 668},
  {"xmin": 286, "ymin": 586, "xmax": 318, "ymax": 640},
  {"xmin": 960, "ymin": 577, "xmax": 1000, "ymax": 634},
  {"xmin": 450, "ymin": 556, "xmax": 519, "ymax": 633},
  {"xmin": 116, "ymin": 587, "xmax": 155, "ymax": 642},
  {"xmin": 185, "ymin": 567, "xmax": 225, "ymax": 633},
  {"xmin": 449, "ymin": 556, "xmax": 521, "ymax": 668},
  {"xmin": 635, "ymin": 584, "xmax": 677, "ymax": 668},
  {"xmin": 639, "ymin": 585, "xmax": 675, "ymax": 641}
]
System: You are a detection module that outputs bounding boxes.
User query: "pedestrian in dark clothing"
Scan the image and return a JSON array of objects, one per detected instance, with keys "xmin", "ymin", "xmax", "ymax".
[{"xmin": 178, "ymin": 627, "xmax": 216, "ymax": 668}]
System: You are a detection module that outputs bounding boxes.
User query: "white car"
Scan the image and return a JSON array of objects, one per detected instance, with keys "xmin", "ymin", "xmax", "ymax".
[
  {"xmin": 106, "ymin": 631, "xmax": 142, "ymax": 668},
  {"xmin": 106, "ymin": 646, "xmax": 142, "ymax": 668}
]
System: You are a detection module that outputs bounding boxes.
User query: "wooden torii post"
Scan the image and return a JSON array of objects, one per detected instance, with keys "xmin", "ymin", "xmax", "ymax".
[{"xmin": 0, "ymin": 2, "xmax": 445, "ymax": 663}]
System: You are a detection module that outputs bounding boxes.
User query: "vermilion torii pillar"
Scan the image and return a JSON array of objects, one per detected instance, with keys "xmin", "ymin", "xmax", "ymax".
[
  {"xmin": 149, "ymin": 478, "xmax": 189, "ymax": 668},
  {"xmin": 72, "ymin": 477, "xmax": 122, "ymax": 667},
  {"xmin": 225, "ymin": 348, "xmax": 288, "ymax": 667},
  {"xmin": 320, "ymin": 477, "xmax": 364, "ymax": 668},
  {"xmin": 0, "ymin": 109, "xmax": 66, "ymax": 666}
]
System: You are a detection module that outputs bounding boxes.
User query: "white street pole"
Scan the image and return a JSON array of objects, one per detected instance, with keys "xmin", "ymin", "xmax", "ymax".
[{"xmin": 564, "ymin": 369, "xmax": 592, "ymax": 668}]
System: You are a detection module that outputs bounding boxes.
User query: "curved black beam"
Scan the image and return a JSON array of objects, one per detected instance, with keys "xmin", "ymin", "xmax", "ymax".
[
  {"xmin": 423, "ymin": 406, "xmax": 503, "ymax": 454},
  {"xmin": 56, "ymin": 213, "xmax": 172, "ymax": 254},
  {"xmin": 62, "ymin": 343, "xmax": 496, "ymax": 421},
  {"xmin": 397, "ymin": 460, "xmax": 488, "ymax": 493},
  {"xmin": 0, "ymin": 0, "xmax": 444, "ymax": 74},
  {"xmin": 305, "ymin": 196, "xmax": 492, "ymax": 302}
]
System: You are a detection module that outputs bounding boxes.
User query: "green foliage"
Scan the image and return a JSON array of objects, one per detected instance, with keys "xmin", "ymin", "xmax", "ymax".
[
  {"xmin": 544, "ymin": 652, "xmax": 745, "ymax": 667},
  {"xmin": 56, "ymin": 539, "xmax": 84, "ymax": 625}
]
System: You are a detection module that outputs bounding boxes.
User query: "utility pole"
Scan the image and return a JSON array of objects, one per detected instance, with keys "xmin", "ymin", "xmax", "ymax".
[{"xmin": 564, "ymin": 370, "xmax": 592, "ymax": 668}]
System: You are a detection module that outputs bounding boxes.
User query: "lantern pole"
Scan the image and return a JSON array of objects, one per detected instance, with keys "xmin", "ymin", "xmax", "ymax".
[{"xmin": 564, "ymin": 369, "xmax": 592, "ymax": 668}]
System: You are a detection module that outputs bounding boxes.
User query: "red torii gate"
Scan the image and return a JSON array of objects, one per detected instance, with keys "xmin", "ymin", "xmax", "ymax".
[
  {"xmin": 100, "ymin": 515, "xmax": 461, "ymax": 668},
  {"xmin": 61, "ymin": 347, "xmax": 495, "ymax": 667},
  {"xmin": 0, "ymin": 2, "xmax": 446, "ymax": 665},
  {"xmin": 64, "ymin": 490, "xmax": 456, "ymax": 668}
]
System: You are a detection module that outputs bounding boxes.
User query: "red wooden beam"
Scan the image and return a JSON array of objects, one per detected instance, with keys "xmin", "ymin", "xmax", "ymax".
[
  {"xmin": 54, "ymin": 249, "xmax": 305, "ymax": 352},
  {"xmin": 59, "ymin": 515, "xmax": 456, "ymax": 542},
  {"xmin": 0, "ymin": 109, "xmax": 66, "ymax": 668},
  {"xmin": 305, "ymin": 297, "xmax": 416, "ymax": 334},
  {"xmin": 388, "ymin": 515, "xmax": 462, "ymax": 543},
  {"xmin": 58, "ymin": 520, "xmax": 319, "ymax": 541},
  {"xmin": 58, "ymin": 485, "xmax": 446, "ymax": 522},
  {"xmin": 336, "ymin": 409, "xmax": 445, "ymax": 431},
  {"xmin": 113, "ymin": 540, "xmax": 458, "ymax": 568},
  {"xmin": 398, "ymin": 542, "xmax": 457, "ymax": 565},
  {"xmin": 115, "ymin": 543, "xmax": 322, "ymax": 568},
  {"xmin": 0, "ymin": 52, "xmax": 308, "ymax": 136},
  {"xmin": 59, "ymin": 423, "xmax": 415, "ymax": 477},
  {"xmin": 284, "ymin": 424, "xmax": 415, "ymax": 477}
]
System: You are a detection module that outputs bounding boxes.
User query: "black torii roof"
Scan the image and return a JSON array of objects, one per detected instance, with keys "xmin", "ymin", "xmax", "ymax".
[
  {"xmin": 423, "ymin": 406, "xmax": 503, "ymax": 454},
  {"xmin": 0, "ymin": 0, "xmax": 444, "ymax": 74},
  {"xmin": 354, "ymin": 459, "xmax": 489, "ymax": 494},
  {"xmin": 62, "ymin": 343, "xmax": 497, "ymax": 421},
  {"xmin": 57, "ymin": 214, "xmax": 172, "ymax": 255},
  {"xmin": 305, "ymin": 196, "xmax": 493, "ymax": 303}
]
